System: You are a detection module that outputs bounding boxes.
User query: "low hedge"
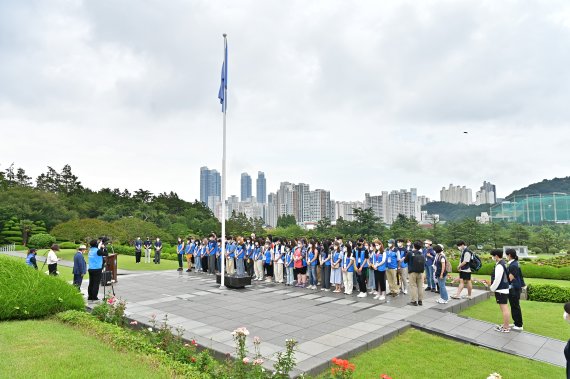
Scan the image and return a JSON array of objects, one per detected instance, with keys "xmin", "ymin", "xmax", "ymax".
[
  {"xmin": 55, "ymin": 310, "xmax": 208, "ymax": 378},
  {"xmin": 527, "ymin": 284, "xmax": 570, "ymax": 303},
  {"xmin": 448, "ymin": 259, "xmax": 570, "ymax": 280},
  {"xmin": 0, "ymin": 256, "xmax": 84, "ymax": 320},
  {"xmin": 58, "ymin": 241, "xmax": 77, "ymax": 249},
  {"xmin": 108, "ymin": 244, "xmax": 177, "ymax": 260}
]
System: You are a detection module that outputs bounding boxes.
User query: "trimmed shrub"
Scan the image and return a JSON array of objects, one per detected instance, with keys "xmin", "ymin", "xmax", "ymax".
[
  {"xmin": 531, "ymin": 247, "xmax": 543, "ymax": 255},
  {"xmin": 27, "ymin": 233, "xmax": 56, "ymax": 249},
  {"xmin": 0, "ymin": 256, "xmax": 84, "ymax": 320},
  {"xmin": 527, "ymin": 284, "xmax": 570, "ymax": 303},
  {"xmin": 58, "ymin": 241, "xmax": 77, "ymax": 249}
]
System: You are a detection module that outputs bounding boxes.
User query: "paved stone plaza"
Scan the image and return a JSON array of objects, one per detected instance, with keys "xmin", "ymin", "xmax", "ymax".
[{"xmin": 81, "ymin": 270, "xmax": 566, "ymax": 376}]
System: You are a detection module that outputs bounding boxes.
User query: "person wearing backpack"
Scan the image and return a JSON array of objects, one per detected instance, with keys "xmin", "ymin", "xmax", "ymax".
[
  {"xmin": 451, "ymin": 241, "xmax": 473, "ymax": 300},
  {"xmin": 433, "ymin": 244, "xmax": 450, "ymax": 304},
  {"xmin": 490, "ymin": 249, "xmax": 511, "ymax": 333},
  {"xmin": 405, "ymin": 240, "xmax": 425, "ymax": 306},
  {"xmin": 506, "ymin": 248, "xmax": 525, "ymax": 331}
]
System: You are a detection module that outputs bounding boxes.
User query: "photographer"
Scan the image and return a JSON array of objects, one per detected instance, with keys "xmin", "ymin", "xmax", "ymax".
[{"xmin": 87, "ymin": 238, "xmax": 109, "ymax": 302}]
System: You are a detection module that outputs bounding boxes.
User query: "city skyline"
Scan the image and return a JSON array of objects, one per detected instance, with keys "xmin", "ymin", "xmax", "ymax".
[{"xmin": 2, "ymin": 2, "xmax": 570, "ymax": 204}]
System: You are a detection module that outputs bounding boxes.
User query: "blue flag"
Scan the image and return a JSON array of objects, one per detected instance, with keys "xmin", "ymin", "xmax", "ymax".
[{"xmin": 218, "ymin": 39, "xmax": 228, "ymax": 112}]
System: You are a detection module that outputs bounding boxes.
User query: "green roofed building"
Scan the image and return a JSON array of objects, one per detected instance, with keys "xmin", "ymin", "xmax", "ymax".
[{"xmin": 490, "ymin": 193, "xmax": 570, "ymax": 224}]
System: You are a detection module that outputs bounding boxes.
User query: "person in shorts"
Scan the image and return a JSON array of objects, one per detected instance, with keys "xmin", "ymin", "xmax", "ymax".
[
  {"xmin": 451, "ymin": 241, "xmax": 472, "ymax": 300},
  {"xmin": 490, "ymin": 249, "xmax": 511, "ymax": 333}
]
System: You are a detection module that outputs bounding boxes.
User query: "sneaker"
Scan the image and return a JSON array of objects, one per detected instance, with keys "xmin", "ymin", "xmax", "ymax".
[
  {"xmin": 436, "ymin": 298, "xmax": 448, "ymax": 304},
  {"xmin": 461, "ymin": 295, "xmax": 472, "ymax": 300},
  {"xmin": 373, "ymin": 291, "xmax": 378, "ymax": 295},
  {"xmin": 324, "ymin": 289, "xmax": 330, "ymax": 292},
  {"xmin": 450, "ymin": 295, "xmax": 460, "ymax": 299},
  {"xmin": 512, "ymin": 325, "xmax": 524, "ymax": 331},
  {"xmin": 357, "ymin": 292, "xmax": 367, "ymax": 298},
  {"xmin": 321, "ymin": 288, "xmax": 326, "ymax": 291},
  {"xmin": 494, "ymin": 326, "xmax": 510, "ymax": 333},
  {"xmin": 379, "ymin": 295, "xmax": 386, "ymax": 301},
  {"xmin": 373, "ymin": 294, "xmax": 380, "ymax": 300},
  {"xmin": 409, "ymin": 301, "xmax": 418, "ymax": 306},
  {"xmin": 403, "ymin": 290, "xmax": 408, "ymax": 295},
  {"xmin": 418, "ymin": 301, "xmax": 423, "ymax": 306}
]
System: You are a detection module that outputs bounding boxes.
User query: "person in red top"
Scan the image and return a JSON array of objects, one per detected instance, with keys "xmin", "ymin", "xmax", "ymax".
[{"xmin": 293, "ymin": 241, "xmax": 306, "ymax": 287}]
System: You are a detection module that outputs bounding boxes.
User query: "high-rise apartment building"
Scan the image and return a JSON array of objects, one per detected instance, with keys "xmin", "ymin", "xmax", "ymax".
[
  {"xmin": 333, "ymin": 201, "xmax": 364, "ymax": 222},
  {"xmin": 200, "ymin": 166, "xmax": 221, "ymax": 209},
  {"xmin": 475, "ymin": 181, "xmax": 497, "ymax": 205},
  {"xmin": 440, "ymin": 184, "xmax": 473, "ymax": 205},
  {"xmin": 274, "ymin": 182, "xmax": 331, "ymax": 223},
  {"xmin": 256, "ymin": 172, "xmax": 267, "ymax": 204},
  {"xmin": 240, "ymin": 173, "xmax": 252, "ymax": 201},
  {"xmin": 365, "ymin": 189, "xmax": 428, "ymax": 224}
]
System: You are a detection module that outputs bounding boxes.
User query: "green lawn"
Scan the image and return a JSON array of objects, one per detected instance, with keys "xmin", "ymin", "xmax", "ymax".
[
  {"xmin": 0, "ymin": 319, "xmax": 171, "ymax": 378},
  {"xmin": 460, "ymin": 298, "xmax": 570, "ymax": 340},
  {"xmin": 342, "ymin": 329, "xmax": 564, "ymax": 379}
]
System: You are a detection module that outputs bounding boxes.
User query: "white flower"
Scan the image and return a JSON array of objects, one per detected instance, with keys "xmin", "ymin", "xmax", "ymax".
[
  {"xmin": 487, "ymin": 373, "xmax": 502, "ymax": 379},
  {"xmin": 148, "ymin": 327, "xmax": 153, "ymax": 332}
]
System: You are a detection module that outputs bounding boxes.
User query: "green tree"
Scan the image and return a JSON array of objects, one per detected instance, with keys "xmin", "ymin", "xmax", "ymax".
[
  {"xmin": 531, "ymin": 226, "xmax": 557, "ymax": 254},
  {"xmin": 277, "ymin": 215, "xmax": 297, "ymax": 228},
  {"xmin": 19, "ymin": 219, "xmax": 35, "ymax": 246},
  {"xmin": 509, "ymin": 224, "xmax": 531, "ymax": 245},
  {"xmin": 51, "ymin": 219, "xmax": 126, "ymax": 244}
]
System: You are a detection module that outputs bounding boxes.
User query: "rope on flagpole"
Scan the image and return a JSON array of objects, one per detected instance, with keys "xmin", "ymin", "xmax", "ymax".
[{"xmin": 220, "ymin": 33, "xmax": 227, "ymax": 289}]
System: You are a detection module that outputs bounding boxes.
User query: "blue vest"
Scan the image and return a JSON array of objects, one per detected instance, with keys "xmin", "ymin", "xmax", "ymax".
[
  {"xmin": 264, "ymin": 249, "xmax": 272, "ymax": 264},
  {"xmin": 301, "ymin": 248, "xmax": 307, "ymax": 266},
  {"xmin": 177, "ymin": 243, "xmax": 184, "ymax": 254},
  {"xmin": 398, "ymin": 248, "xmax": 408, "ymax": 268},
  {"xmin": 355, "ymin": 248, "xmax": 368, "ymax": 268},
  {"xmin": 491, "ymin": 260, "xmax": 509, "ymax": 291},
  {"xmin": 88, "ymin": 247, "xmax": 103, "ymax": 270},
  {"xmin": 386, "ymin": 249, "xmax": 398, "ymax": 269},
  {"xmin": 343, "ymin": 255, "xmax": 354, "ymax": 272},
  {"xmin": 236, "ymin": 245, "xmax": 244, "ymax": 259},
  {"xmin": 322, "ymin": 251, "xmax": 331, "ymax": 266},
  {"xmin": 26, "ymin": 253, "xmax": 34, "ymax": 267},
  {"xmin": 332, "ymin": 252, "xmax": 340, "ymax": 267},
  {"xmin": 376, "ymin": 252, "xmax": 386, "ymax": 272}
]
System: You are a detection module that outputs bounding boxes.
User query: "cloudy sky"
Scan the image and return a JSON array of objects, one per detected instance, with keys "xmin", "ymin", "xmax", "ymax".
[{"xmin": 2, "ymin": 0, "xmax": 570, "ymax": 203}]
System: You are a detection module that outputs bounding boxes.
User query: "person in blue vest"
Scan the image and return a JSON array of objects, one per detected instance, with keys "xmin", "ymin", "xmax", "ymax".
[
  {"xmin": 143, "ymin": 237, "xmax": 152, "ymax": 263},
  {"xmin": 25, "ymin": 248, "xmax": 38, "ymax": 270},
  {"xmin": 72, "ymin": 244, "xmax": 87, "ymax": 289},
  {"xmin": 176, "ymin": 237, "xmax": 185, "ymax": 272},
  {"xmin": 235, "ymin": 236, "xmax": 246, "ymax": 277},
  {"xmin": 372, "ymin": 240, "xmax": 387, "ymax": 301},
  {"xmin": 506, "ymin": 248, "xmax": 525, "ymax": 331},
  {"xmin": 354, "ymin": 238, "xmax": 369, "ymax": 298},
  {"xmin": 184, "ymin": 238, "xmax": 194, "ymax": 272},
  {"xmin": 331, "ymin": 242, "xmax": 342, "ymax": 293},
  {"xmin": 194, "ymin": 239, "xmax": 203, "ymax": 272},
  {"xmin": 226, "ymin": 237, "xmax": 236, "ymax": 275},
  {"xmin": 423, "ymin": 239, "xmax": 436, "ymax": 292},
  {"xmin": 285, "ymin": 243, "xmax": 294, "ymax": 286},
  {"xmin": 385, "ymin": 240, "xmax": 399, "ymax": 297},
  {"xmin": 320, "ymin": 240, "xmax": 331, "ymax": 291},
  {"xmin": 264, "ymin": 242, "xmax": 273, "ymax": 282},
  {"xmin": 87, "ymin": 239, "xmax": 108, "ymax": 302},
  {"xmin": 153, "ymin": 237, "xmax": 163, "ymax": 264},
  {"xmin": 397, "ymin": 239, "xmax": 409, "ymax": 295},
  {"xmin": 245, "ymin": 237, "xmax": 254, "ymax": 277},
  {"xmin": 490, "ymin": 249, "xmax": 511, "ymax": 333},
  {"xmin": 307, "ymin": 242, "xmax": 319, "ymax": 290},
  {"xmin": 365, "ymin": 241, "xmax": 375, "ymax": 294},
  {"xmin": 342, "ymin": 244, "xmax": 355, "ymax": 295},
  {"xmin": 134, "ymin": 237, "xmax": 143, "ymax": 264},
  {"xmin": 207, "ymin": 234, "xmax": 217, "ymax": 275},
  {"xmin": 254, "ymin": 240, "xmax": 264, "ymax": 280}
]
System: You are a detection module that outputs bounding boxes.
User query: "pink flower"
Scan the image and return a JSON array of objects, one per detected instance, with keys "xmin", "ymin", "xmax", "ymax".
[
  {"xmin": 129, "ymin": 320, "xmax": 138, "ymax": 325},
  {"xmin": 242, "ymin": 357, "xmax": 250, "ymax": 364},
  {"xmin": 253, "ymin": 336, "xmax": 261, "ymax": 345},
  {"xmin": 253, "ymin": 358, "xmax": 264, "ymax": 366},
  {"xmin": 107, "ymin": 297, "xmax": 116, "ymax": 305}
]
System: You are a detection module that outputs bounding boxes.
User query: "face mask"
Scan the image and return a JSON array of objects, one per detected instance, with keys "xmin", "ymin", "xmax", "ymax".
[{"xmin": 564, "ymin": 312, "xmax": 570, "ymax": 324}]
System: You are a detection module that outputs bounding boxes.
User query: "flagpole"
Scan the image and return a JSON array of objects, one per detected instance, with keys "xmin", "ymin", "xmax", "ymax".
[{"xmin": 220, "ymin": 33, "xmax": 227, "ymax": 289}]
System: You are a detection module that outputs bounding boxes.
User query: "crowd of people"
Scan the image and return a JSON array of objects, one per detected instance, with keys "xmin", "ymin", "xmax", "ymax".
[{"xmin": 133, "ymin": 234, "xmax": 486, "ymax": 307}]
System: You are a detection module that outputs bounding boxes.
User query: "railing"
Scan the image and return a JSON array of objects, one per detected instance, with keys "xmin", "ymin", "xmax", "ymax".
[{"xmin": 0, "ymin": 243, "xmax": 16, "ymax": 252}]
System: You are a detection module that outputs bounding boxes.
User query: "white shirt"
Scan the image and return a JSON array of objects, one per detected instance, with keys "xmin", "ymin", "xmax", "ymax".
[
  {"xmin": 460, "ymin": 250, "xmax": 471, "ymax": 273},
  {"xmin": 490, "ymin": 262, "xmax": 509, "ymax": 294},
  {"xmin": 46, "ymin": 250, "xmax": 58, "ymax": 265}
]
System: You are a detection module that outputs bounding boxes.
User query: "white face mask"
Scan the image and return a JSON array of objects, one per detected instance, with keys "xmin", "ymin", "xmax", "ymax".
[{"xmin": 564, "ymin": 312, "xmax": 570, "ymax": 324}]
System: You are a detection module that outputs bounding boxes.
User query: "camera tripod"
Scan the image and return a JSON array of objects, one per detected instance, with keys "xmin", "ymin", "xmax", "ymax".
[{"xmin": 102, "ymin": 244, "xmax": 116, "ymax": 299}]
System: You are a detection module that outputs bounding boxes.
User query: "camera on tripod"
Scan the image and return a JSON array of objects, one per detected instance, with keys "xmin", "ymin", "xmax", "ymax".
[{"xmin": 99, "ymin": 236, "xmax": 111, "ymax": 245}]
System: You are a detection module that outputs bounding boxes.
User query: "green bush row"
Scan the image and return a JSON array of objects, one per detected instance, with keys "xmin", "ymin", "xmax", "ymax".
[
  {"xmin": 527, "ymin": 284, "xmax": 570, "ymax": 303},
  {"xmin": 109, "ymin": 244, "xmax": 177, "ymax": 260},
  {"xmin": 0, "ymin": 256, "xmax": 84, "ymax": 320},
  {"xmin": 448, "ymin": 259, "xmax": 570, "ymax": 280},
  {"xmin": 55, "ymin": 310, "xmax": 208, "ymax": 378}
]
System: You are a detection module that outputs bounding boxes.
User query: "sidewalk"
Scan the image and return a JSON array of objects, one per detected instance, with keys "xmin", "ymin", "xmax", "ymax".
[{"xmin": 405, "ymin": 308, "xmax": 566, "ymax": 367}]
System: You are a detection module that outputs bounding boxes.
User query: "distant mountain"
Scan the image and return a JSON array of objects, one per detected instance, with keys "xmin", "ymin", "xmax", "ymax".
[
  {"xmin": 506, "ymin": 176, "xmax": 570, "ymax": 199},
  {"xmin": 421, "ymin": 202, "xmax": 491, "ymax": 221}
]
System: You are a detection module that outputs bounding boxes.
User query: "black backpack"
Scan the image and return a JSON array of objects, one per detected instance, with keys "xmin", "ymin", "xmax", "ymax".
[
  {"xmin": 467, "ymin": 250, "xmax": 482, "ymax": 272},
  {"xmin": 411, "ymin": 251, "xmax": 425, "ymax": 273}
]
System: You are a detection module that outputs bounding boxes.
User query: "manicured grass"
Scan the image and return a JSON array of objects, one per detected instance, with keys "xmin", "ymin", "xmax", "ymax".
[
  {"xmin": 342, "ymin": 329, "xmax": 564, "ymax": 379},
  {"xmin": 471, "ymin": 274, "xmax": 570, "ymax": 288},
  {"xmin": 0, "ymin": 319, "xmax": 171, "ymax": 378},
  {"xmin": 460, "ymin": 298, "xmax": 570, "ymax": 340},
  {"xmin": 53, "ymin": 249, "xmax": 181, "ymax": 271}
]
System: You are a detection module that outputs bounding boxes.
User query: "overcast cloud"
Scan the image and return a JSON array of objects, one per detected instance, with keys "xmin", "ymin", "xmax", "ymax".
[{"xmin": 1, "ymin": 0, "xmax": 570, "ymax": 203}]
